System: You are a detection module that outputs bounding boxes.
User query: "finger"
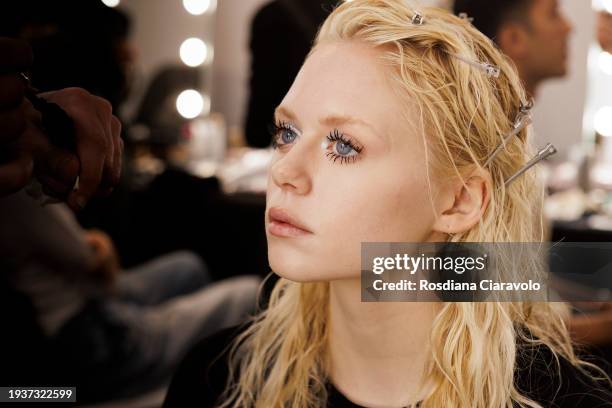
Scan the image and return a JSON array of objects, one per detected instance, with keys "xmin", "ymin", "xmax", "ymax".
[
  {"xmin": 37, "ymin": 172, "xmax": 73, "ymax": 198},
  {"xmin": 37, "ymin": 143, "xmax": 80, "ymax": 188},
  {"xmin": 35, "ymin": 144, "xmax": 80, "ymax": 199},
  {"xmin": 68, "ymin": 137, "xmax": 106, "ymax": 210},
  {"xmin": 94, "ymin": 97, "xmax": 115, "ymax": 187},
  {"xmin": 106, "ymin": 116, "xmax": 123, "ymax": 191},
  {"xmin": 0, "ymin": 38, "xmax": 33, "ymax": 73},
  {"xmin": 0, "ymin": 73, "xmax": 26, "ymax": 108},
  {"xmin": 98, "ymin": 127, "xmax": 122, "ymax": 197},
  {"xmin": 0, "ymin": 154, "xmax": 33, "ymax": 196}
]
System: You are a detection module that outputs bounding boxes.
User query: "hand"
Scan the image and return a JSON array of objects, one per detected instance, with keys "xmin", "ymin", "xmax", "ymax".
[
  {"xmin": 0, "ymin": 38, "xmax": 34, "ymax": 195},
  {"xmin": 37, "ymin": 88, "xmax": 123, "ymax": 210},
  {"xmin": 85, "ymin": 229, "xmax": 121, "ymax": 288},
  {"xmin": 598, "ymin": 11, "xmax": 612, "ymax": 54}
]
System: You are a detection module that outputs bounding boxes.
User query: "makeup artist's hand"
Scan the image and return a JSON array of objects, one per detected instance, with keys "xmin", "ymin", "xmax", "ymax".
[
  {"xmin": 8, "ymin": 88, "xmax": 123, "ymax": 211},
  {"xmin": 598, "ymin": 11, "xmax": 612, "ymax": 54},
  {"xmin": 0, "ymin": 38, "xmax": 34, "ymax": 195},
  {"xmin": 85, "ymin": 229, "xmax": 121, "ymax": 289},
  {"xmin": 37, "ymin": 88, "xmax": 123, "ymax": 210}
]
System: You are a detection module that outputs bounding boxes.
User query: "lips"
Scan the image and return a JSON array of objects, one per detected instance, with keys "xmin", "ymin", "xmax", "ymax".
[{"xmin": 268, "ymin": 207, "xmax": 313, "ymax": 237}]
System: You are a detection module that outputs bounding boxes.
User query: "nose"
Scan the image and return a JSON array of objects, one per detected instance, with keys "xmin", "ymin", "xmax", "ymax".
[{"xmin": 270, "ymin": 145, "xmax": 313, "ymax": 195}]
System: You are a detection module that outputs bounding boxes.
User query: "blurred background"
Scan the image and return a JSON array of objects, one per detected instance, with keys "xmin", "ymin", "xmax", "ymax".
[{"xmin": 0, "ymin": 0, "xmax": 612, "ymax": 406}]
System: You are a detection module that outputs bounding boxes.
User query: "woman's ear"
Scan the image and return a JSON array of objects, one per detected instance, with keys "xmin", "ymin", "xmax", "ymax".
[{"xmin": 432, "ymin": 169, "xmax": 491, "ymax": 235}]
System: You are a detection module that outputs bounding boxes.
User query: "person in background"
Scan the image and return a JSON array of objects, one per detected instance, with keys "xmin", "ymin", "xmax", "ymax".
[
  {"xmin": 0, "ymin": 190, "xmax": 261, "ymax": 402},
  {"xmin": 244, "ymin": 0, "xmax": 338, "ymax": 147},
  {"xmin": 599, "ymin": 11, "xmax": 612, "ymax": 54},
  {"xmin": 452, "ymin": 0, "xmax": 572, "ymax": 97},
  {"xmin": 0, "ymin": 0, "xmax": 136, "ymax": 114},
  {"xmin": 455, "ymin": 0, "xmax": 612, "ymax": 374},
  {"xmin": 567, "ymin": 9, "xmax": 612, "ymax": 375},
  {"xmin": 0, "ymin": 9, "xmax": 261, "ymax": 402}
]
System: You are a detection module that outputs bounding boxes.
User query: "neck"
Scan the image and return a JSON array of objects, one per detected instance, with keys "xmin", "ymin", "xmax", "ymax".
[
  {"xmin": 328, "ymin": 278, "xmax": 440, "ymax": 407},
  {"xmin": 524, "ymin": 79, "xmax": 538, "ymax": 99}
]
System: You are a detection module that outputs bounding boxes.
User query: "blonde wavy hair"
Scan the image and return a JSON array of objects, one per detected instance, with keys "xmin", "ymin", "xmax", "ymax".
[{"xmin": 219, "ymin": 1, "xmax": 605, "ymax": 407}]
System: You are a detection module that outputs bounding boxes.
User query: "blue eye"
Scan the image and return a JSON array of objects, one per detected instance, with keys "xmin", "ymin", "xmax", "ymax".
[
  {"xmin": 325, "ymin": 129, "xmax": 363, "ymax": 164},
  {"xmin": 335, "ymin": 140, "xmax": 354, "ymax": 156},
  {"xmin": 270, "ymin": 121, "xmax": 298, "ymax": 148},
  {"xmin": 270, "ymin": 122, "xmax": 363, "ymax": 165},
  {"xmin": 281, "ymin": 128, "xmax": 297, "ymax": 144}
]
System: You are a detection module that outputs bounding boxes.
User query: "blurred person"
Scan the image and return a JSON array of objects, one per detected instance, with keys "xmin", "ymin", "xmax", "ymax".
[
  {"xmin": 0, "ymin": 189, "xmax": 260, "ymax": 402},
  {"xmin": 453, "ymin": 0, "xmax": 572, "ymax": 97},
  {"xmin": 0, "ymin": 11, "xmax": 260, "ymax": 402},
  {"xmin": 244, "ymin": 0, "xmax": 338, "ymax": 147},
  {"xmin": 0, "ymin": 35, "xmax": 126, "ymax": 390},
  {"xmin": 0, "ymin": 0, "xmax": 136, "ymax": 113},
  {"xmin": 165, "ymin": 2, "xmax": 610, "ymax": 407},
  {"xmin": 453, "ymin": 1, "xmax": 612, "ymax": 369}
]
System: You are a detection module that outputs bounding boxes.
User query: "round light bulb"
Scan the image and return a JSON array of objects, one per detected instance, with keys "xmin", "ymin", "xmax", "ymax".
[
  {"xmin": 177, "ymin": 90, "xmax": 210, "ymax": 119},
  {"xmin": 180, "ymin": 38, "xmax": 208, "ymax": 67},
  {"xmin": 101, "ymin": 0, "xmax": 120, "ymax": 7},
  {"xmin": 183, "ymin": 0, "xmax": 215, "ymax": 15}
]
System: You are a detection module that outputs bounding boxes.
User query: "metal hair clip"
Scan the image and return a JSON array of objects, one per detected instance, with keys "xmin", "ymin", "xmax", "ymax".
[
  {"xmin": 519, "ymin": 99, "xmax": 534, "ymax": 114},
  {"xmin": 504, "ymin": 143, "xmax": 557, "ymax": 187},
  {"xmin": 449, "ymin": 53, "xmax": 500, "ymax": 78},
  {"xmin": 483, "ymin": 107, "xmax": 533, "ymax": 167},
  {"xmin": 411, "ymin": 11, "xmax": 424, "ymax": 25},
  {"xmin": 458, "ymin": 12, "xmax": 474, "ymax": 23}
]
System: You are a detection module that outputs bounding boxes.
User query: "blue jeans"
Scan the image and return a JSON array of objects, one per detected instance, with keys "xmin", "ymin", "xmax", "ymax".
[{"xmin": 54, "ymin": 251, "xmax": 260, "ymax": 402}]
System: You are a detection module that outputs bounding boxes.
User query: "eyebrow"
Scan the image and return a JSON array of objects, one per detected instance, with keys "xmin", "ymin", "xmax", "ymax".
[{"xmin": 274, "ymin": 106, "xmax": 386, "ymax": 141}]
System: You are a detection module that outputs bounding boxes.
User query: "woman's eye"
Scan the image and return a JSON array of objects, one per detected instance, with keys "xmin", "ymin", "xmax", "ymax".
[
  {"xmin": 334, "ymin": 140, "xmax": 356, "ymax": 156},
  {"xmin": 270, "ymin": 121, "xmax": 299, "ymax": 148},
  {"xmin": 280, "ymin": 128, "xmax": 297, "ymax": 144},
  {"xmin": 326, "ymin": 129, "xmax": 363, "ymax": 164}
]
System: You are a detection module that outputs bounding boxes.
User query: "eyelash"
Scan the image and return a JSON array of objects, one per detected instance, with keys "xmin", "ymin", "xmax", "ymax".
[{"xmin": 269, "ymin": 121, "xmax": 363, "ymax": 165}]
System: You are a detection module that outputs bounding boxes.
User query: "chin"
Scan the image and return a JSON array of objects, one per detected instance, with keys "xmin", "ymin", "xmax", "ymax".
[
  {"xmin": 268, "ymin": 248, "xmax": 358, "ymax": 282},
  {"xmin": 557, "ymin": 65, "xmax": 568, "ymax": 77},
  {"xmin": 556, "ymin": 59, "xmax": 569, "ymax": 76}
]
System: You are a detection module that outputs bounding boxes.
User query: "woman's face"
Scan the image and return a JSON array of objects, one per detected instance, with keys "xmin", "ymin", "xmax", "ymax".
[{"xmin": 266, "ymin": 41, "xmax": 445, "ymax": 282}]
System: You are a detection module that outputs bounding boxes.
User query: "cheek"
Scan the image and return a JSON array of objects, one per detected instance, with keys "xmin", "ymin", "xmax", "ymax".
[{"xmin": 316, "ymin": 165, "xmax": 435, "ymax": 243}]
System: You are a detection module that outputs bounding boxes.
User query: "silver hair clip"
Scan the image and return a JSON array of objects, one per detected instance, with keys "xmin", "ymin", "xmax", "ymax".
[
  {"xmin": 448, "ymin": 53, "xmax": 500, "ymax": 78},
  {"xmin": 483, "ymin": 107, "xmax": 533, "ymax": 167},
  {"xmin": 504, "ymin": 143, "xmax": 557, "ymax": 186},
  {"xmin": 411, "ymin": 11, "xmax": 424, "ymax": 25},
  {"xmin": 458, "ymin": 12, "xmax": 474, "ymax": 23},
  {"xmin": 519, "ymin": 99, "xmax": 534, "ymax": 114}
]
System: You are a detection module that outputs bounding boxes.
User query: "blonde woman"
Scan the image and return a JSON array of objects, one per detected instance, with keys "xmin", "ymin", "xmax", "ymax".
[{"xmin": 164, "ymin": 1, "xmax": 611, "ymax": 406}]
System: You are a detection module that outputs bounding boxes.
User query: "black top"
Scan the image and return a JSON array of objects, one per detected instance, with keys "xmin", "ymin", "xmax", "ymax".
[{"xmin": 163, "ymin": 324, "xmax": 612, "ymax": 408}]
